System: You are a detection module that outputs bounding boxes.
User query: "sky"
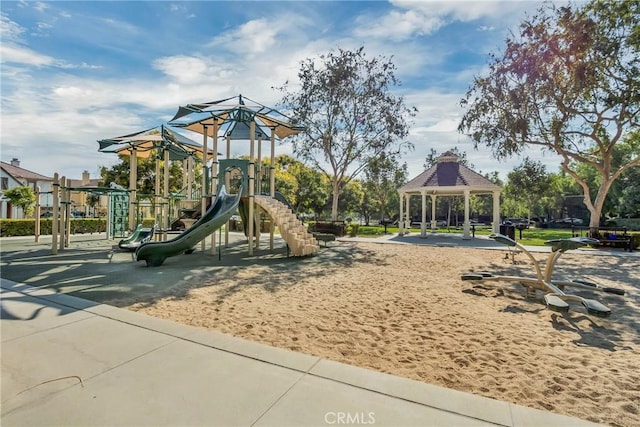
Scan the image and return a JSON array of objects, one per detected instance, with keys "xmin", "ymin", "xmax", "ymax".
[{"xmin": 1, "ymin": 0, "xmax": 569, "ymax": 182}]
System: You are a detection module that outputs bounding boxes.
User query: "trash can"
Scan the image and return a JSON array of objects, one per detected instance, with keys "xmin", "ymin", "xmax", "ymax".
[{"xmin": 499, "ymin": 224, "xmax": 515, "ymax": 240}]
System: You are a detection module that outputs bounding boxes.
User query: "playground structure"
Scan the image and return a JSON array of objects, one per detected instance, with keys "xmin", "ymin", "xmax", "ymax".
[
  {"xmin": 461, "ymin": 234, "xmax": 625, "ymax": 318},
  {"xmin": 133, "ymin": 157, "xmax": 319, "ymax": 266},
  {"xmin": 44, "ymin": 96, "xmax": 320, "ymax": 261},
  {"xmin": 88, "ymin": 95, "xmax": 319, "ymax": 263}
]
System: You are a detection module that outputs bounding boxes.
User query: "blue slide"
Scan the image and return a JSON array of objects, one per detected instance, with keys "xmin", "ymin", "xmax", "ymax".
[{"xmin": 135, "ymin": 186, "xmax": 242, "ymax": 267}]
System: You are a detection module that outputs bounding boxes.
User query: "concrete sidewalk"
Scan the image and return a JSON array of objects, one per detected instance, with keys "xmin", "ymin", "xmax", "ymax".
[{"xmin": 1, "ymin": 279, "xmax": 598, "ymax": 426}]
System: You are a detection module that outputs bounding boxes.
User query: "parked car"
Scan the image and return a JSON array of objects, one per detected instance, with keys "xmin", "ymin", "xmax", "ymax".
[
  {"xmin": 502, "ymin": 218, "xmax": 529, "ymax": 229},
  {"xmin": 562, "ymin": 217, "xmax": 584, "ymax": 225}
]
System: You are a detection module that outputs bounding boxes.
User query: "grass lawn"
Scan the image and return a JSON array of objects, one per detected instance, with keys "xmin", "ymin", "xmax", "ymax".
[{"xmin": 355, "ymin": 224, "xmax": 576, "ymax": 246}]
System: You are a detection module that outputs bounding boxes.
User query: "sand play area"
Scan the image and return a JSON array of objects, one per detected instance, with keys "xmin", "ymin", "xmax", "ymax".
[{"xmin": 126, "ymin": 240, "xmax": 639, "ymax": 426}]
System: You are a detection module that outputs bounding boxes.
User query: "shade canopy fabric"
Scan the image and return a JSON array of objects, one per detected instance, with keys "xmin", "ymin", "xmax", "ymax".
[
  {"xmin": 168, "ymin": 94, "xmax": 305, "ymax": 140},
  {"xmin": 98, "ymin": 125, "xmax": 214, "ymax": 160}
]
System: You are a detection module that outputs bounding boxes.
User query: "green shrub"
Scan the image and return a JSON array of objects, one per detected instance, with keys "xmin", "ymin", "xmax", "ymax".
[
  {"xmin": 0, "ymin": 219, "xmax": 34, "ymax": 236},
  {"xmin": 0, "ymin": 218, "xmax": 107, "ymax": 237}
]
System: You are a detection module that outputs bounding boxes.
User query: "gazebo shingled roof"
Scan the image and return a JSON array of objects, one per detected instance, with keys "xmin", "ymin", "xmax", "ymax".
[{"xmin": 400, "ymin": 151, "xmax": 500, "ymax": 193}]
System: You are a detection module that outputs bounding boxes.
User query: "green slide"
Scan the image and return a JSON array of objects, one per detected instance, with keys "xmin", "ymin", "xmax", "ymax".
[
  {"xmin": 136, "ymin": 185, "xmax": 242, "ymax": 267},
  {"xmin": 118, "ymin": 224, "xmax": 156, "ymax": 251}
]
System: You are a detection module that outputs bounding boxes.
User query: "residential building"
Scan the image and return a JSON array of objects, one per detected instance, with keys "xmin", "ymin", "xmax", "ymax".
[
  {"xmin": 0, "ymin": 160, "xmax": 109, "ymax": 219},
  {"xmin": 0, "ymin": 158, "xmax": 53, "ymax": 219},
  {"xmin": 67, "ymin": 170, "xmax": 108, "ymax": 217}
]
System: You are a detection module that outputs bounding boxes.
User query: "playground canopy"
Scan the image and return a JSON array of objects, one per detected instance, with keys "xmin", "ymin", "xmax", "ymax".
[
  {"xmin": 398, "ymin": 152, "xmax": 502, "ymax": 239},
  {"xmin": 97, "ymin": 124, "xmax": 213, "ymax": 231},
  {"xmin": 168, "ymin": 94, "xmax": 305, "ymax": 140},
  {"xmin": 97, "ymin": 125, "xmax": 214, "ymax": 160}
]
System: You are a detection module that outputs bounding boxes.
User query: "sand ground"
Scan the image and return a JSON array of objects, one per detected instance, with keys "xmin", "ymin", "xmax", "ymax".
[{"xmin": 126, "ymin": 241, "xmax": 640, "ymax": 426}]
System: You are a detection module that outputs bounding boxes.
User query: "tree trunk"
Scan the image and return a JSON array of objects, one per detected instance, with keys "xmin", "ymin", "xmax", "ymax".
[
  {"xmin": 580, "ymin": 176, "xmax": 613, "ymax": 236},
  {"xmin": 331, "ymin": 179, "xmax": 340, "ymax": 221}
]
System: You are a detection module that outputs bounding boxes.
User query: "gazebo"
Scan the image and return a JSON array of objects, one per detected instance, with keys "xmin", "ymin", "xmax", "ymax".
[{"xmin": 398, "ymin": 152, "xmax": 502, "ymax": 239}]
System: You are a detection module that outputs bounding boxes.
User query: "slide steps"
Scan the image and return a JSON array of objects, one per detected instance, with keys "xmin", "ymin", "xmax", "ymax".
[{"xmin": 255, "ymin": 196, "xmax": 319, "ymax": 256}]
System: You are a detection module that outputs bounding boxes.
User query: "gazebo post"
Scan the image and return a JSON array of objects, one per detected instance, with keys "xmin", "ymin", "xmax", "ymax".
[
  {"xmin": 398, "ymin": 192, "xmax": 404, "ymax": 235},
  {"xmin": 430, "ymin": 194, "xmax": 437, "ymax": 230},
  {"xmin": 493, "ymin": 190, "xmax": 501, "ymax": 233},
  {"xmin": 420, "ymin": 192, "xmax": 427, "ymax": 237},
  {"xmin": 405, "ymin": 194, "xmax": 411, "ymax": 233},
  {"xmin": 463, "ymin": 189, "xmax": 471, "ymax": 239}
]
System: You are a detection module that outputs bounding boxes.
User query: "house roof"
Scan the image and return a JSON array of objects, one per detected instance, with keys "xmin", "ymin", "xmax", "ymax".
[
  {"xmin": 0, "ymin": 161, "xmax": 53, "ymax": 182},
  {"xmin": 399, "ymin": 152, "xmax": 501, "ymax": 194}
]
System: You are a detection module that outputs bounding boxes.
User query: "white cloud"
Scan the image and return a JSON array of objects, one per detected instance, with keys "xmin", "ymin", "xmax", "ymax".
[
  {"xmin": 33, "ymin": 2, "xmax": 49, "ymax": 13},
  {"xmin": 0, "ymin": 42, "xmax": 101, "ymax": 69},
  {"xmin": 391, "ymin": 0, "xmax": 532, "ymax": 22},
  {"xmin": 0, "ymin": 43, "xmax": 54, "ymax": 66},
  {"xmin": 1, "ymin": 13, "xmax": 26, "ymax": 42},
  {"xmin": 154, "ymin": 56, "xmax": 216, "ymax": 85},
  {"xmin": 36, "ymin": 21, "xmax": 52, "ymax": 31},
  {"xmin": 356, "ymin": 0, "xmax": 540, "ymax": 41},
  {"xmin": 353, "ymin": 9, "xmax": 443, "ymax": 41},
  {"xmin": 208, "ymin": 18, "xmax": 280, "ymax": 54}
]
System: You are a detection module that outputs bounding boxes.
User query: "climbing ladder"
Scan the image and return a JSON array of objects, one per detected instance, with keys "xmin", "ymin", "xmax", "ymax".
[{"xmin": 254, "ymin": 195, "xmax": 319, "ymax": 256}]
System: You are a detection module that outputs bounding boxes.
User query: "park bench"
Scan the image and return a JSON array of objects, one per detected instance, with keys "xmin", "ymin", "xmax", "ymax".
[
  {"xmin": 310, "ymin": 221, "xmax": 346, "ymax": 237},
  {"xmin": 591, "ymin": 227, "xmax": 634, "ymax": 252}
]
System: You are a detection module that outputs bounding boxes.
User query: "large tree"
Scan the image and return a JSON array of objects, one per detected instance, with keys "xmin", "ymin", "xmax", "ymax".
[
  {"xmin": 504, "ymin": 158, "xmax": 553, "ymax": 221},
  {"xmin": 459, "ymin": 0, "xmax": 639, "ymax": 232},
  {"xmin": 363, "ymin": 153, "xmax": 407, "ymax": 223},
  {"xmin": 269, "ymin": 155, "xmax": 330, "ymax": 217},
  {"xmin": 277, "ymin": 46, "xmax": 416, "ymax": 220},
  {"xmin": 99, "ymin": 156, "xmax": 185, "ymax": 197}
]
